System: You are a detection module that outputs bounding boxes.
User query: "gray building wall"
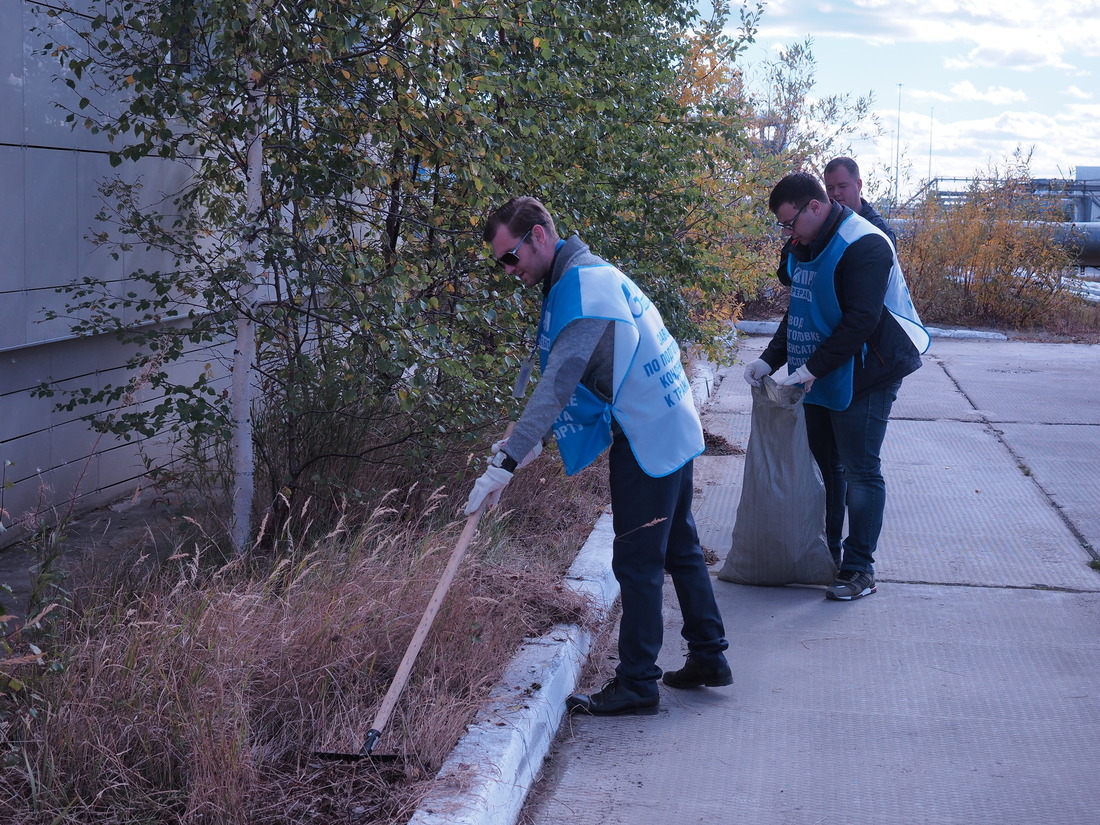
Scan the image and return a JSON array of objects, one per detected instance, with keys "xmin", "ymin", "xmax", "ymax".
[{"xmin": 1, "ymin": 1, "xmax": 230, "ymax": 545}]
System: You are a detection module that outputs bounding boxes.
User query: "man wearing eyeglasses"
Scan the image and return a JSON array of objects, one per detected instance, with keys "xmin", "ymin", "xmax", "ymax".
[
  {"xmin": 465, "ymin": 196, "xmax": 730, "ymax": 716},
  {"xmin": 774, "ymin": 157, "xmax": 896, "ymax": 289},
  {"xmin": 743, "ymin": 172, "xmax": 929, "ymax": 601}
]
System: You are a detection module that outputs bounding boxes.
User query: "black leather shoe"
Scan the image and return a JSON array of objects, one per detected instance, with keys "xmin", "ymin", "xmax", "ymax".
[
  {"xmin": 566, "ymin": 677, "xmax": 659, "ymax": 716},
  {"xmin": 661, "ymin": 655, "xmax": 733, "ymax": 689}
]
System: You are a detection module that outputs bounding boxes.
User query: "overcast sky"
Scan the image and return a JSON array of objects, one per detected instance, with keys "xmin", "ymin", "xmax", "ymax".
[{"xmin": 737, "ymin": 0, "xmax": 1100, "ymax": 199}]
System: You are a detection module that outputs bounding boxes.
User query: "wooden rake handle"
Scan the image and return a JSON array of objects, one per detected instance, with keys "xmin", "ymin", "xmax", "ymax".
[{"xmin": 360, "ymin": 423, "xmax": 515, "ymax": 755}]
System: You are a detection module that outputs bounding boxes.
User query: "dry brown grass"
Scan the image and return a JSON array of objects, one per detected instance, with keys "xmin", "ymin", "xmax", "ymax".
[
  {"xmin": 901, "ymin": 172, "xmax": 1099, "ymax": 336},
  {"xmin": 740, "ymin": 169, "xmax": 1100, "ymax": 342},
  {"xmin": 0, "ymin": 449, "xmax": 609, "ymax": 825}
]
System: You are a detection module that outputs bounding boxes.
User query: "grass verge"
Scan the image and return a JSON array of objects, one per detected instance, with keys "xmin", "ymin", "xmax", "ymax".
[{"xmin": 1, "ymin": 451, "xmax": 609, "ymax": 825}]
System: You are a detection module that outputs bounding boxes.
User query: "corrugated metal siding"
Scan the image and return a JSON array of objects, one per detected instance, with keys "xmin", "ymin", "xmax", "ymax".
[{"xmin": 0, "ymin": 2, "xmax": 231, "ymax": 546}]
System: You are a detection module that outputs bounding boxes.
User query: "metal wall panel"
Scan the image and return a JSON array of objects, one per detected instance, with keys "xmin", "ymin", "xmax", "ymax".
[
  {"xmin": 122, "ymin": 156, "xmax": 198, "ymax": 326},
  {"xmin": 33, "ymin": 456, "xmax": 85, "ymax": 509},
  {"xmin": 0, "ymin": 427, "xmax": 51, "ymax": 488},
  {"xmin": 0, "ymin": 1, "xmax": 24, "ymax": 145},
  {"xmin": 49, "ymin": 416, "xmax": 107, "ymax": 473},
  {"xmin": 0, "ymin": 332, "xmax": 217, "ymax": 539},
  {"xmin": 25, "ymin": 145, "xmax": 83, "ymax": 345},
  {"xmin": 77, "ymin": 149, "xmax": 126, "ymax": 285},
  {"xmin": 0, "ymin": 7, "xmax": 240, "ymax": 546},
  {"xmin": 22, "ymin": 1, "xmax": 118, "ymax": 153},
  {"xmin": 0, "ymin": 146, "xmax": 27, "ymax": 294},
  {"xmin": 21, "ymin": 2, "xmax": 81, "ymax": 150},
  {"xmin": 0, "ymin": 362, "xmax": 56, "ymax": 443},
  {"xmin": 93, "ymin": 442, "xmax": 147, "ymax": 489},
  {"xmin": 0, "ymin": 290, "xmax": 30, "ymax": 351}
]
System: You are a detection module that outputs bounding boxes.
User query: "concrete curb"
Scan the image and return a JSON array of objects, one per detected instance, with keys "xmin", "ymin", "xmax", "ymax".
[
  {"xmin": 734, "ymin": 320, "xmax": 1007, "ymax": 340},
  {"xmin": 407, "ymin": 514, "xmax": 618, "ymax": 825},
  {"xmin": 923, "ymin": 326, "xmax": 1008, "ymax": 340}
]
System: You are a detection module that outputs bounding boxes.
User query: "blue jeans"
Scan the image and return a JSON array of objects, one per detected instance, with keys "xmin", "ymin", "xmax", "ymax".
[
  {"xmin": 607, "ymin": 430, "xmax": 728, "ymax": 693},
  {"xmin": 803, "ymin": 381, "xmax": 902, "ymax": 575}
]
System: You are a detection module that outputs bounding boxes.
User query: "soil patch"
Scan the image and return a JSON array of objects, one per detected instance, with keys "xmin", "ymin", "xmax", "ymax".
[
  {"xmin": 703, "ymin": 431, "xmax": 744, "ymax": 456},
  {"xmin": 0, "ymin": 488, "xmax": 186, "ymax": 621}
]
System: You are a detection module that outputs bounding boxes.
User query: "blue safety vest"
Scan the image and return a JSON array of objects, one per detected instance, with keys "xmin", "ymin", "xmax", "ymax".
[
  {"xmin": 538, "ymin": 265, "xmax": 704, "ymax": 476},
  {"xmin": 787, "ymin": 212, "xmax": 930, "ymax": 410}
]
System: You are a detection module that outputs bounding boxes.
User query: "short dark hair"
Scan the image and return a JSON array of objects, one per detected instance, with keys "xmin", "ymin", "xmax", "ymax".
[
  {"xmin": 823, "ymin": 156, "xmax": 860, "ymax": 179},
  {"xmin": 768, "ymin": 172, "xmax": 827, "ymax": 214},
  {"xmin": 483, "ymin": 196, "xmax": 558, "ymax": 243}
]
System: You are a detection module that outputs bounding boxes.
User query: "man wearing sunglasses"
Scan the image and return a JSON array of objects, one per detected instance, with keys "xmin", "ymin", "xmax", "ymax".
[
  {"xmin": 465, "ymin": 196, "xmax": 730, "ymax": 716},
  {"xmin": 743, "ymin": 172, "xmax": 928, "ymax": 601}
]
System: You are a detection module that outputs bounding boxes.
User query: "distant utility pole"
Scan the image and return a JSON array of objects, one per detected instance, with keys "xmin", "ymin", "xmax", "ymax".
[
  {"xmin": 894, "ymin": 83, "xmax": 902, "ymax": 208},
  {"xmin": 928, "ymin": 107, "xmax": 934, "ymax": 183}
]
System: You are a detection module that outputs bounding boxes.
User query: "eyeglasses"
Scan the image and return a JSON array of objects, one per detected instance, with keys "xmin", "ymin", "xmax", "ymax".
[
  {"xmin": 495, "ymin": 227, "xmax": 533, "ymax": 268},
  {"xmin": 775, "ymin": 201, "xmax": 810, "ymax": 231}
]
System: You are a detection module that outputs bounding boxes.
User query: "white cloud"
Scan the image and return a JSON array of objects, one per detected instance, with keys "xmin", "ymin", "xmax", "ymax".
[
  {"xmin": 945, "ymin": 43, "xmax": 1072, "ymax": 73},
  {"xmin": 742, "ymin": 0, "xmax": 1100, "ymax": 185},
  {"xmin": 907, "ymin": 82, "xmax": 1026, "ymax": 105},
  {"xmin": 1063, "ymin": 102, "xmax": 1100, "ymax": 120},
  {"xmin": 948, "ymin": 81, "xmax": 1028, "ymax": 105},
  {"xmin": 909, "ymin": 89, "xmax": 953, "ymax": 102},
  {"xmin": 755, "ymin": 1, "xmax": 1097, "ymax": 72}
]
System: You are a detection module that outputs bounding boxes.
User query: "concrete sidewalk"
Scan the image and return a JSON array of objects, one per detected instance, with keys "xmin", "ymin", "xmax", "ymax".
[{"xmin": 518, "ymin": 337, "xmax": 1100, "ymax": 825}]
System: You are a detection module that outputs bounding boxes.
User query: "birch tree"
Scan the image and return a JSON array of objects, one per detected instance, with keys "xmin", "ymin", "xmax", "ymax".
[{"xmin": 38, "ymin": 0, "xmax": 764, "ymax": 549}]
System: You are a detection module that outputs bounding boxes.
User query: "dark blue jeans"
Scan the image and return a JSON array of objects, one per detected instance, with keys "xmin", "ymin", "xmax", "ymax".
[
  {"xmin": 803, "ymin": 380, "xmax": 902, "ymax": 575},
  {"xmin": 607, "ymin": 431, "xmax": 728, "ymax": 693}
]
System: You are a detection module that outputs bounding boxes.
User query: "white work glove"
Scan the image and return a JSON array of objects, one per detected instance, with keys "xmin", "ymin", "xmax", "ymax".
[
  {"xmin": 491, "ymin": 439, "xmax": 542, "ymax": 469},
  {"xmin": 463, "ymin": 466, "xmax": 514, "ymax": 516},
  {"xmin": 743, "ymin": 358, "xmax": 772, "ymax": 387},
  {"xmin": 777, "ymin": 364, "xmax": 816, "ymax": 392}
]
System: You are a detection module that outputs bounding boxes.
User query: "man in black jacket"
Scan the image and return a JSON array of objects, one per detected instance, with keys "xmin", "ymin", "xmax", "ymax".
[
  {"xmin": 744, "ymin": 173, "xmax": 928, "ymax": 600},
  {"xmin": 823, "ymin": 156, "xmax": 896, "ymax": 249},
  {"xmin": 775, "ymin": 157, "xmax": 895, "ymax": 287}
]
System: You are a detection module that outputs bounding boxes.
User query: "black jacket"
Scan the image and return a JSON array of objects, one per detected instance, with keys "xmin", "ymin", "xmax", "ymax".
[
  {"xmin": 762, "ymin": 203, "xmax": 922, "ymax": 401},
  {"xmin": 857, "ymin": 198, "xmax": 896, "ymax": 249}
]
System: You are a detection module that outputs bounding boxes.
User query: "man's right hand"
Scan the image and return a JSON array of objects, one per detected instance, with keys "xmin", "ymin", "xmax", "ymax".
[{"xmin": 743, "ymin": 359, "xmax": 772, "ymax": 387}]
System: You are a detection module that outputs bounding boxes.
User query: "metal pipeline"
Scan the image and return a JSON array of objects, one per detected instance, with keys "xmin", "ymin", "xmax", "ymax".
[
  {"xmin": 893, "ymin": 220, "xmax": 1100, "ymax": 266},
  {"xmin": 1053, "ymin": 222, "xmax": 1100, "ymax": 266}
]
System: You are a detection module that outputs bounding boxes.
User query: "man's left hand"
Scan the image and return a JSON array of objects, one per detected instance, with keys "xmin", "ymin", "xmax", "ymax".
[
  {"xmin": 777, "ymin": 364, "xmax": 816, "ymax": 392},
  {"xmin": 491, "ymin": 439, "xmax": 542, "ymax": 469},
  {"xmin": 463, "ymin": 466, "xmax": 514, "ymax": 516}
]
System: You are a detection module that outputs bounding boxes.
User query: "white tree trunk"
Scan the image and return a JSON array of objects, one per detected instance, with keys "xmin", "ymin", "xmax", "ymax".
[{"xmin": 230, "ymin": 86, "xmax": 263, "ymax": 553}]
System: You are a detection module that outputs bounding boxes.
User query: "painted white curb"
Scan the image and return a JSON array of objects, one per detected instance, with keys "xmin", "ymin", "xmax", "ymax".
[
  {"xmin": 735, "ymin": 320, "xmax": 1007, "ymax": 341},
  {"xmin": 407, "ymin": 514, "xmax": 618, "ymax": 825},
  {"xmin": 923, "ymin": 326, "xmax": 1007, "ymax": 340}
]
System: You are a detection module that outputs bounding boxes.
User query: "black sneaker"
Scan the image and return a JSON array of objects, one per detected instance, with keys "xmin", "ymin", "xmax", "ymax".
[
  {"xmin": 566, "ymin": 677, "xmax": 659, "ymax": 716},
  {"xmin": 661, "ymin": 655, "xmax": 733, "ymax": 689},
  {"xmin": 826, "ymin": 569, "xmax": 876, "ymax": 601}
]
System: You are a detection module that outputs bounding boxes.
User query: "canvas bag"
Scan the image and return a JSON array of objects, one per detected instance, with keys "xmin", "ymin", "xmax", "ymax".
[{"xmin": 717, "ymin": 375, "xmax": 836, "ymax": 586}]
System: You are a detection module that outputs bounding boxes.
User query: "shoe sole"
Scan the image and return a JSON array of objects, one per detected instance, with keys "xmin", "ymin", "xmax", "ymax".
[
  {"xmin": 826, "ymin": 585, "xmax": 876, "ymax": 601},
  {"xmin": 662, "ymin": 675, "xmax": 733, "ymax": 689},
  {"xmin": 567, "ymin": 702, "xmax": 660, "ymax": 717}
]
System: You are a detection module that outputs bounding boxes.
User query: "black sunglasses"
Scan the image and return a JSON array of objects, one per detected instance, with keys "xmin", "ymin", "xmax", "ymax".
[{"xmin": 495, "ymin": 227, "xmax": 532, "ymax": 268}]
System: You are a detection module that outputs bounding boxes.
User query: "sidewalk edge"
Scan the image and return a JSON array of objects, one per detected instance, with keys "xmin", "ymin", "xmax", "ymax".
[{"xmin": 407, "ymin": 513, "xmax": 618, "ymax": 825}]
